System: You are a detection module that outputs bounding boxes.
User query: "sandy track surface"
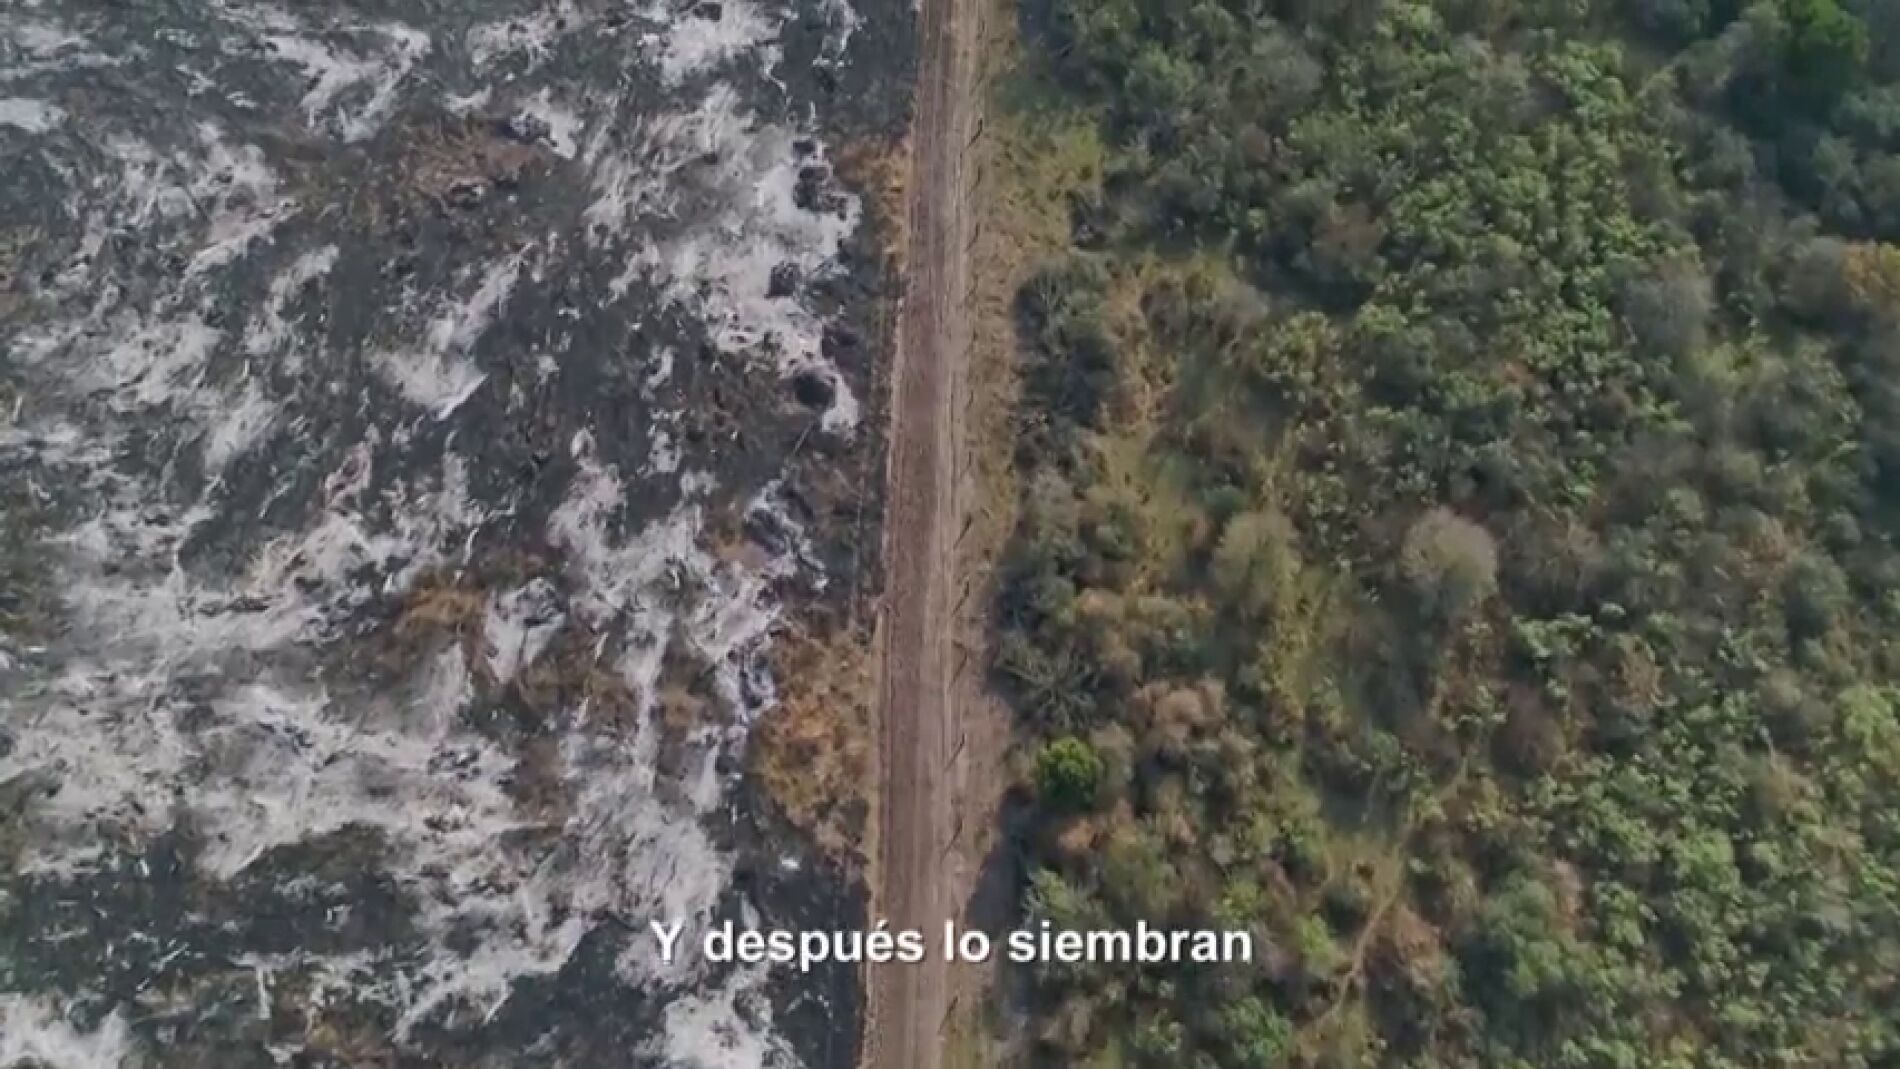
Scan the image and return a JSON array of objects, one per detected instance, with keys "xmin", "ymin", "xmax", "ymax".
[{"xmin": 864, "ymin": 0, "xmax": 981, "ymax": 1061}]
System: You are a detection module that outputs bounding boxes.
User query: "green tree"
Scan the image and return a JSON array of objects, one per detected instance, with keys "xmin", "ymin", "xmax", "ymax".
[
  {"xmin": 1218, "ymin": 997, "xmax": 1294, "ymax": 1068},
  {"xmin": 993, "ymin": 0, "xmax": 1900, "ymax": 1062},
  {"xmin": 1780, "ymin": 0, "xmax": 1870, "ymax": 108},
  {"xmin": 1035, "ymin": 736, "xmax": 1105, "ymax": 810}
]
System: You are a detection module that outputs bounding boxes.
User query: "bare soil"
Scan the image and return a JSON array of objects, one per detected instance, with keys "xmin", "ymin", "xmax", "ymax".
[{"xmin": 863, "ymin": 0, "xmax": 986, "ymax": 1061}]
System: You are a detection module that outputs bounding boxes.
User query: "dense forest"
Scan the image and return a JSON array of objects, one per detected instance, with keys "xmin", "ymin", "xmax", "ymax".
[{"xmin": 993, "ymin": 0, "xmax": 1900, "ymax": 1065}]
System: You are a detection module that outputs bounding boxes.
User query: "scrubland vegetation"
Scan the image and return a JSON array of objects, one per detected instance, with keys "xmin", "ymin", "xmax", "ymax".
[{"xmin": 995, "ymin": 0, "xmax": 1900, "ymax": 1064}]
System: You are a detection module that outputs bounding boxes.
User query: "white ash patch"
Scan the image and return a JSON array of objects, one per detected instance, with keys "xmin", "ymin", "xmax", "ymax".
[
  {"xmin": 0, "ymin": 19, "xmax": 120, "ymax": 83},
  {"xmin": 645, "ymin": 424, "xmax": 682, "ymax": 476},
  {"xmin": 0, "ymin": 442, "xmax": 494, "ymax": 861},
  {"xmin": 200, "ymin": 376, "xmax": 277, "ymax": 473},
  {"xmin": 228, "ymin": 949, "xmax": 382, "ymax": 1031},
  {"xmin": 585, "ymin": 82, "xmax": 749, "ymax": 242},
  {"xmin": 2, "ymin": 413, "xmax": 800, "ymax": 1055},
  {"xmin": 0, "ymin": 96, "xmax": 65, "ymax": 132},
  {"xmin": 373, "ymin": 253, "xmax": 525, "ymax": 419},
  {"xmin": 466, "ymin": 2, "xmax": 587, "ymax": 72},
  {"xmin": 254, "ymin": 22, "xmax": 431, "ymax": 143},
  {"xmin": 20, "ymin": 125, "xmax": 292, "ymax": 472},
  {"xmin": 589, "ymin": 82, "xmax": 862, "ymax": 432},
  {"xmin": 637, "ymin": 0, "xmax": 781, "ymax": 86},
  {"xmin": 244, "ymin": 244, "xmax": 339, "ymax": 365},
  {"xmin": 645, "ymin": 345, "xmax": 677, "ymax": 391},
  {"xmin": 636, "ymin": 90, "xmax": 862, "ymax": 431},
  {"xmin": 536, "ymin": 441, "xmax": 806, "ymax": 1069},
  {"xmin": 637, "ymin": 391, "xmax": 689, "ymax": 479},
  {"xmin": 747, "ymin": 479, "xmax": 824, "ymax": 591},
  {"xmin": 34, "ymin": 127, "xmax": 283, "ymax": 305},
  {"xmin": 483, "ymin": 578, "xmax": 565, "ymax": 682},
  {"xmin": 443, "ymin": 87, "xmax": 492, "ymax": 115},
  {"xmin": 815, "ymin": 0, "xmax": 863, "ymax": 66},
  {"xmin": 6, "ymin": 20, "xmax": 89, "ymax": 59},
  {"xmin": 181, "ymin": 124, "xmax": 290, "ymax": 277},
  {"xmin": 514, "ymin": 87, "xmax": 584, "ymax": 159},
  {"xmin": 579, "ymin": 94, "xmax": 704, "ymax": 244},
  {"xmin": 0, "ymin": 996, "xmax": 138, "ymax": 1069},
  {"xmin": 0, "ymin": 0, "xmax": 873, "ymax": 1060},
  {"xmin": 70, "ymin": 311, "xmax": 225, "ymax": 412},
  {"xmin": 184, "ymin": 681, "xmax": 527, "ymax": 881},
  {"xmin": 656, "ymin": 963, "xmax": 797, "ymax": 1069}
]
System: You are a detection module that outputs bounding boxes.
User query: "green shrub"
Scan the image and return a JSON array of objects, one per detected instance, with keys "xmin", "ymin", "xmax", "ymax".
[{"xmin": 1034, "ymin": 736, "xmax": 1105, "ymax": 810}]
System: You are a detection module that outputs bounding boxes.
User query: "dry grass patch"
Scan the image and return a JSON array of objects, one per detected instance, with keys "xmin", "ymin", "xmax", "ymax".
[
  {"xmin": 834, "ymin": 136, "xmax": 911, "ymax": 265},
  {"xmin": 382, "ymin": 571, "xmax": 488, "ymax": 672},
  {"xmin": 751, "ymin": 627, "xmax": 874, "ymax": 863},
  {"xmin": 308, "ymin": 113, "xmax": 551, "ymax": 234},
  {"xmin": 515, "ymin": 623, "xmax": 642, "ymax": 731}
]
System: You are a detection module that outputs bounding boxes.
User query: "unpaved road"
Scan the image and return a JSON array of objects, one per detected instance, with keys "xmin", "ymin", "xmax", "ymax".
[{"xmin": 865, "ymin": 0, "xmax": 981, "ymax": 1060}]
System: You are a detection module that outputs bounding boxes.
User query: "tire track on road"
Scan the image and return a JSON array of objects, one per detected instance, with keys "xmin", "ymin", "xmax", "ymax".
[{"xmin": 865, "ymin": 0, "xmax": 981, "ymax": 1060}]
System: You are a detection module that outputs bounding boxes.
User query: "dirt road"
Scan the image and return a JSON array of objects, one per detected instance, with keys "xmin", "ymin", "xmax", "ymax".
[{"xmin": 865, "ymin": 0, "xmax": 981, "ymax": 1061}]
